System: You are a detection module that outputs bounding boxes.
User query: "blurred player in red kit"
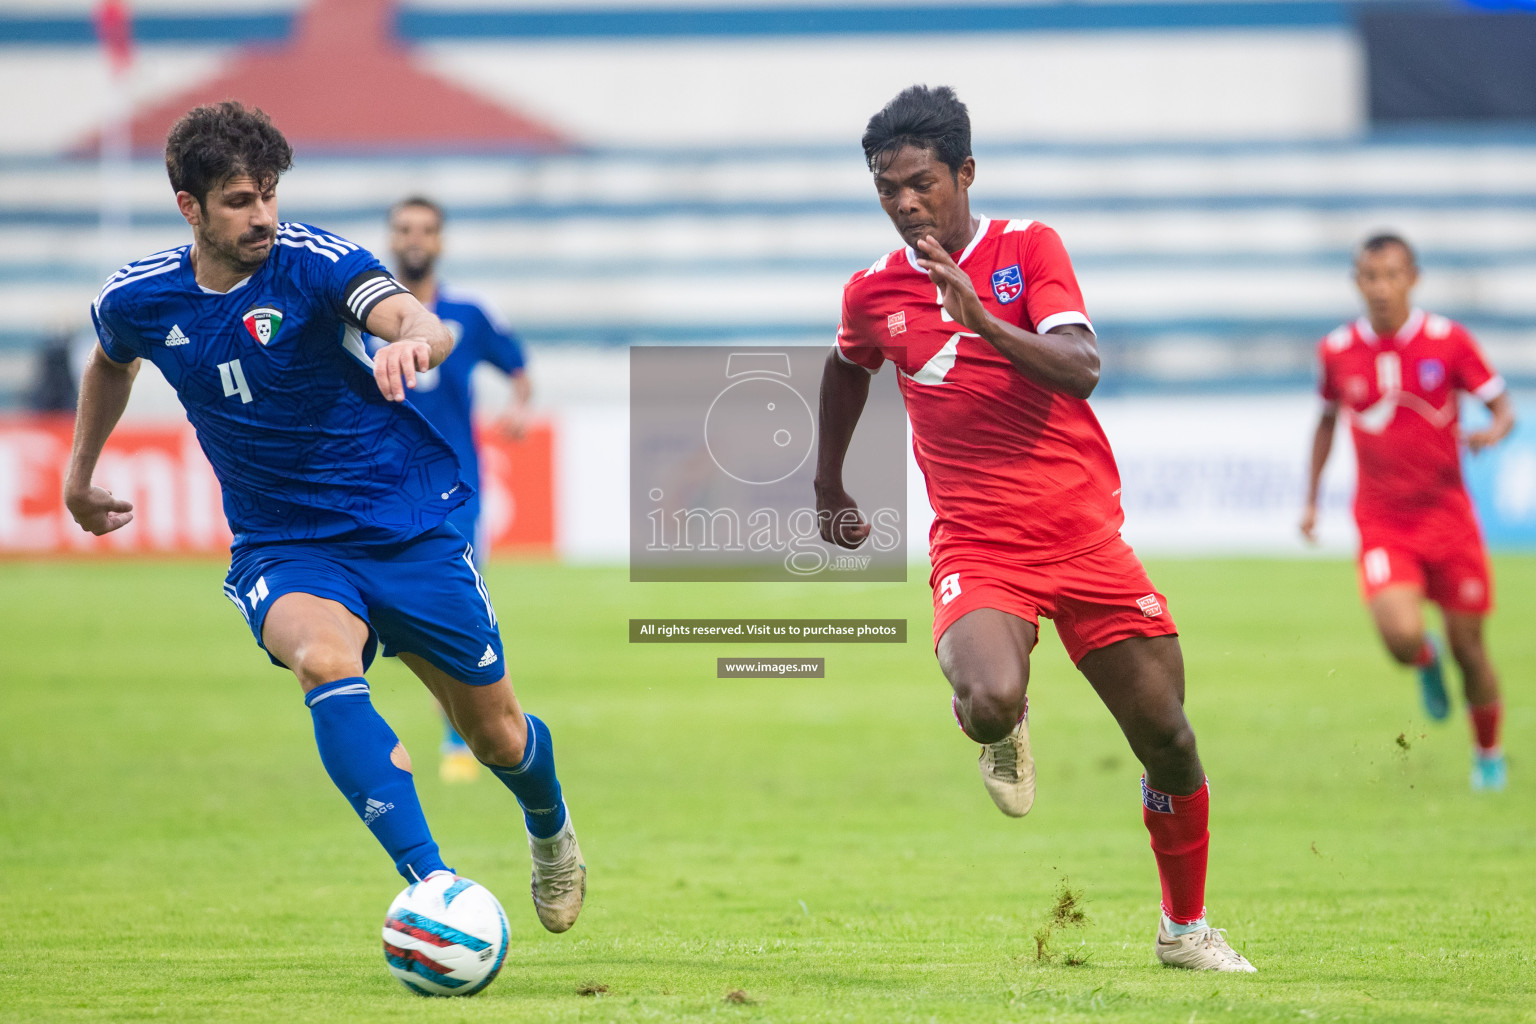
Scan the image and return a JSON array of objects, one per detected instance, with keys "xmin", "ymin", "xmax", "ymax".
[
  {"xmin": 816, "ymin": 85, "xmax": 1255, "ymax": 971},
  {"xmin": 1303, "ymin": 234, "xmax": 1514, "ymax": 791}
]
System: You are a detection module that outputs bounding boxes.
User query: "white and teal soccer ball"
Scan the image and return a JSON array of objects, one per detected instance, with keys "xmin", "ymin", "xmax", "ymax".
[{"xmin": 382, "ymin": 873, "xmax": 509, "ymax": 996}]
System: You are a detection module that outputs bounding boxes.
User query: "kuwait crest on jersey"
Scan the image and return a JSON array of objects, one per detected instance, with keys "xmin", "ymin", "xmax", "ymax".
[
  {"xmin": 242, "ymin": 305, "xmax": 283, "ymax": 345},
  {"xmin": 990, "ymin": 264, "xmax": 1023, "ymax": 304}
]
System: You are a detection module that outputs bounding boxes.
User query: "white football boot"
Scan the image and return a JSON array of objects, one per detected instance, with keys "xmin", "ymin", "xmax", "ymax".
[
  {"xmin": 528, "ymin": 810, "xmax": 585, "ymax": 933},
  {"xmin": 1155, "ymin": 918, "xmax": 1257, "ymax": 972},
  {"xmin": 978, "ymin": 714, "xmax": 1035, "ymax": 817}
]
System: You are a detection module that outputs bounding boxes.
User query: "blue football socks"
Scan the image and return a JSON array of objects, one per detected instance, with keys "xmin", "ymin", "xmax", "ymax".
[
  {"xmin": 484, "ymin": 713, "xmax": 568, "ymax": 839},
  {"xmin": 306, "ymin": 677, "xmax": 448, "ymax": 881}
]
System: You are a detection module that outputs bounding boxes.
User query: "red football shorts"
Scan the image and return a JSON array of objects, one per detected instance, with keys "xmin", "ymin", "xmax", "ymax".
[
  {"xmin": 1357, "ymin": 527, "xmax": 1493, "ymax": 614},
  {"xmin": 929, "ymin": 535, "xmax": 1178, "ymax": 664}
]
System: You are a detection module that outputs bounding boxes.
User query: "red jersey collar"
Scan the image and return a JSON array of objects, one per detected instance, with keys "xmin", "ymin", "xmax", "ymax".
[
  {"xmin": 1356, "ymin": 307, "xmax": 1425, "ymax": 347},
  {"xmin": 903, "ymin": 216, "xmax": 992, "ymax": 273}
]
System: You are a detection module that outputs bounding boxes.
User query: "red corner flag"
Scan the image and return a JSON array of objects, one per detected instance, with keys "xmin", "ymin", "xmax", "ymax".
[{"xmin": 94, "ymin": 0, "xmax": 134, "ymax": 76}]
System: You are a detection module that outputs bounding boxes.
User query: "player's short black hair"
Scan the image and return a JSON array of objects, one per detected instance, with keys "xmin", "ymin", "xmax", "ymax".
[
  {"xmin": 388, "ymin": 195, "xmax": 445, "ymax": 227},
  {"xmin": 164, "ymin": 101, "xmax": 292, "ymax": 209},
  {"xmin": 1359, "ymin": 232, "xmax": 1417, "ymax": 268},
  {"xmin": 862, "ymin": 85, "xmax": 972, "ymax": 177}
]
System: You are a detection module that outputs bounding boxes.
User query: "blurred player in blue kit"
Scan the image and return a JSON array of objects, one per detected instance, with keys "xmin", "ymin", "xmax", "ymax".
[
  {"xmin": 372, "ymin": 196, "xmax": 533, "ymax": 783},
  {"xmin": 63, "ymin": 102, "xmax": 585, "ymax": 933}
]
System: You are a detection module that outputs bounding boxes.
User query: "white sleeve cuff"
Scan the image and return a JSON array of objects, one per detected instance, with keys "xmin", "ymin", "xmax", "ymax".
[
  {"xmin": 1474, "ymin": 375, "xmax": 1507, "ymax": 402},
  {"xmin": 1036, "ymin": 311, "xmax": 1094, "ymax": 336},
  {"xmin": 834, "ymin": 342, "xmax": 875, "ymax": 372}
]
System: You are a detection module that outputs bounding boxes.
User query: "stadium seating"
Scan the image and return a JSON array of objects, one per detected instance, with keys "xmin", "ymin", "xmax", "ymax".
[{"xmin": 2, "ymin": 137, "xmax": 1535, "ymax": 406}]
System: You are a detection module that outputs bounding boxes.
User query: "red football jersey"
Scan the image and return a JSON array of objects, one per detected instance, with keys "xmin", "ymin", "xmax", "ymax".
[
  {"xmin": 837, "ymin": 217, "xmax": 1125, "ymax": 563},
  {"xmin": 1317, "ymin": 308, "xmax": 1504, "ymax": 535}
]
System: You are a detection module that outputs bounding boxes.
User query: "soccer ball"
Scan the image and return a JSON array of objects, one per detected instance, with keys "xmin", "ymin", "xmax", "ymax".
[{"xmin": 381, "ymin": 873, "xmax": 509, "ymax": 996}]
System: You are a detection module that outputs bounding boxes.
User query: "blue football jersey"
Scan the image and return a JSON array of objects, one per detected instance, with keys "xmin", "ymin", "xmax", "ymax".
[
  {"xmin": 367, "ymin": 284, "xmax": 525, "ymax": 499},
  {"xmin": 91, "ymin": 223, "xmax": 469, "ymax": 548}
]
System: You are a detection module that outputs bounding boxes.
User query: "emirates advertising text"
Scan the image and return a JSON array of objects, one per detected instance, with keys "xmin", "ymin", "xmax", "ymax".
[{"xmin": 630, "ymin": 346, "xmax": 907, "ymax": 582}]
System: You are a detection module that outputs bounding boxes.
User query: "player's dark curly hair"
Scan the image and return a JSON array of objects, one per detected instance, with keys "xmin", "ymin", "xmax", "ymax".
[
  {"xmin": 164, "ymin": 101, "xmax": 293, "ymax": 208},
  {"xmin": 862, "ymin": 85, "xmax": 972, "ymax": 177}
]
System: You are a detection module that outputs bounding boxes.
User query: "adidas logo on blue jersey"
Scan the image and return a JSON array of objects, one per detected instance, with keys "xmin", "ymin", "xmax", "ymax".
[
  {"xmin": 94, "ymin": 225, "xmax": 462, "ymax": 550},
  {"xmin": 478, "ymin": 645, "xmax": 498, "ymax": 668}
]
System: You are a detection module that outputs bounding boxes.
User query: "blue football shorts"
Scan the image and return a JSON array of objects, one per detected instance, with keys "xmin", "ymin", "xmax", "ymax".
[
  {"xmin": 443, "ymin": 496, "xmax": 488, "ymax": 568},
  {"xmin": 222, "ymin": 522, "xmax": 506, "ymax": 685}
]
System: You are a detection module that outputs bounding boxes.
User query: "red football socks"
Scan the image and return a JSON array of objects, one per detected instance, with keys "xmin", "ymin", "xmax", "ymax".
[
  {"xmin": 1413, "ymin": 639, "xmax": 1437, "ymax": 668},
  {"xmin": 1469, "ymin": 702, "xmax": 1503, "ymax": 754},
  {"xmin": 1142, "ymin": 777, "xmax": 1210, "ymax": 925}
]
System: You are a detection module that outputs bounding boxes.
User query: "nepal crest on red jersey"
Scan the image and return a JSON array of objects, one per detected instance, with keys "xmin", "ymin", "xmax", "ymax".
[
  {"xmin": 990, "ymin": 264, "xmax": 1023, "ymax": 304},
  {"xmin": 1418, "ymin": 358, "xmax": 1445, "ymax": 391}
]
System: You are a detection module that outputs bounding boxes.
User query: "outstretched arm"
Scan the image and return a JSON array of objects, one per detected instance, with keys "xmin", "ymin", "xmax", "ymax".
[
  {"xmin": 364, "ymin": 291, "xmax": 455, "ymax": 402},
  {"xmin": 493, "ymin": 369, "xmax": 534, "ymax": 439},
  {"xmin": 815, "ymin": 349, "xmax": 873, "ymax": 549},
  {"xmin": 64, "ymin": 346, "xmax": 141, "ymax": 535},
  {"xmin": 1465, "ymin": 392, "xmax": 1515, "ymax": 453},
  {"xmin": 915, "ymin": 235, "xmax": 1100, "ymax": 399},
  {"xmin": 1300, "ymin": 401, "xmax": 1339, "ymax": 543}
]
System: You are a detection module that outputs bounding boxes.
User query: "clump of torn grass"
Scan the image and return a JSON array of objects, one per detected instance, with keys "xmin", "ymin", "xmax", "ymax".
[{"xmin": 1033, "ymin": 878, "xmax": 1090, "ymax": 963}]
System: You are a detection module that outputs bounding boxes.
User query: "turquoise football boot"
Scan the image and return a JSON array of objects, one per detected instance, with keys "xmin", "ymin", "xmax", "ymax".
[
  {"xmin": 1471, "ymin": 751, "xmax": 1507, "ymax": 792},
  {"xmin": 1416, "ymin": 635, "xmax": 1450, "ymax": 722}
]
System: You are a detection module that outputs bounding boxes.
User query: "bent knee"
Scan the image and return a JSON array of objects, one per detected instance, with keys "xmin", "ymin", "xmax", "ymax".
[
  {"xmin": 1162, "ymin": 723, "xmax": 1199, "ymax": 762},
  {"xmin": 458, "ymin": 715, "xmax": 527, "ymax": 767},
  {"xmin": 291, "ymin": 644, "xmax": 366, "ymax": 691},
  {"xmin": 952, "ymin": 673, "xmax": 1027, "ymax": 743},
  {"xmin": 1378, "ymin": 628, "xmax": 1424, "ymax": 665},
  {"xmin": 1139, "ymin": 720, "xmax": 1199, "ymax": 771},
  {"xmin": 1448, "ymin": 644, "xmax": 1489, "ymax": 678}
]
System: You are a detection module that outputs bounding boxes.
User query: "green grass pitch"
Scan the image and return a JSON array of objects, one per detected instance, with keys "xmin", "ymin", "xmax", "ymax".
[{"xmin": 1, "ymin": 557, "xmax": 1532, "ymax": 1022}]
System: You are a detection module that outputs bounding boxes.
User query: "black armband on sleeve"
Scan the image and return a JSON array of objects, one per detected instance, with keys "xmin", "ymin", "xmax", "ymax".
[{"xmin": 341, "ymin": 269, "xmax": 409, "ymax": 329}]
